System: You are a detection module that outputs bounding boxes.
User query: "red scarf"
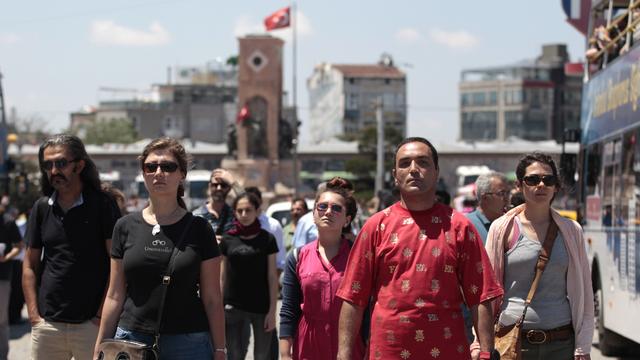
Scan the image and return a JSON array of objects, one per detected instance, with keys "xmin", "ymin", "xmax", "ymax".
[{"xmin": 227, "ymin": 219, "xmax": 262, "ymax": 237}]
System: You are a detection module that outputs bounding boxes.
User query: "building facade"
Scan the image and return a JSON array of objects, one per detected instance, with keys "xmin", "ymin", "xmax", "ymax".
[
  {"xmin": 70, "ymin": 65, "xmax": 239, "ymax": 144},
  {"xmin": 307, "ymin": 54, "xmax": 406, "ymax": 144},
  {"xmin": 459, "ymin": 44, "xmax": 582, "ymax": 143}
]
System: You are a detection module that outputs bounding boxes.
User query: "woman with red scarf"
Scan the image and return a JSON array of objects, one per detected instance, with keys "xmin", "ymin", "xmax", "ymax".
[{"xmin": 220, "ymin": 192, "xmax": 279, "ymax": 360}]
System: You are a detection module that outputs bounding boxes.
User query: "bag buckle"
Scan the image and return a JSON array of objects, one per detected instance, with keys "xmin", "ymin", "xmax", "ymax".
[
  {"xmin": 526, "ymin": 329, "xmax": 547, "ymax": 344},
  {"xmin": 162, "ymin": 275, "xmax": 171, "ymax": 285}
]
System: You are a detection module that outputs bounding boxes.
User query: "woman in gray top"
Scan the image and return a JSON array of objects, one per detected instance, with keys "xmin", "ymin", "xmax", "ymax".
[{"xmin": 484, "ymin": 152, "xmax": 593, "ymax": 360}]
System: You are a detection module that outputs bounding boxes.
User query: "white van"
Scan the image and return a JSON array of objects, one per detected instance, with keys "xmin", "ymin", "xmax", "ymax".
[
  {"xmin": 135, "ymin": 170, "xmax": 212, "ymax": 211},
  {"xmin": 455, "ymin": 165, "xmax": 492, "ymax": 197},
  {"xmin": 99, "ymin": 170, "xmax": 123, "ymax": 190}
]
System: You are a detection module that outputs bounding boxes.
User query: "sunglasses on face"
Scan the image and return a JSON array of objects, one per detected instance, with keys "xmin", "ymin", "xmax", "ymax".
[
  {"xmin": 41, "ymin": 158, "xmax": 78, "ymax": 171},
  {"xmin": 316, "ymin": 202, "xmax": 344, "ymax": 214},
  {"xmin": 522, "ymin": 174, "xmax": 558, "ymax": 187},
  {"xmin": 143, "ymin": 162, "xmax": 179, "ymax": 174},
  {"xmin": 210, "ymin": 182, "xmax": 230, "ymax": 189}
]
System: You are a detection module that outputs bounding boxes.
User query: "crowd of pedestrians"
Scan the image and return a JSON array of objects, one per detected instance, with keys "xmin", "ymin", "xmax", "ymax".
[{"xmin": 0, "ymin": 134, "xmax": 595, "ymax": 360}]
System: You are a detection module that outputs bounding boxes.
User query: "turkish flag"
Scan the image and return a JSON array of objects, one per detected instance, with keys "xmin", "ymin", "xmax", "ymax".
[
  {"xmin": 237, "ymin": 105, "xmax": 250, "ymax": 124},
  {"xmin": 264, "ymin": 7, "xmax": 290, "ymax": 31}
]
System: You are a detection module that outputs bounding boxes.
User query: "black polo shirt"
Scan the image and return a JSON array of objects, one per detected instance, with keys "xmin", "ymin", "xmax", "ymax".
[
  {"xmin": 0, "ymin": 220, "xmax": 21, "ymax": 281},
  {"xmin": 25, "ymin": 188, "xmax": 120, "ymax": 323}
]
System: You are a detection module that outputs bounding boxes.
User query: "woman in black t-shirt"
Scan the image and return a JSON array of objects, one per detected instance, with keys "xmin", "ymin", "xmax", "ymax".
[
  {"xmin": 220, "ymin": 192, "xmax": 279, "ymax": 360},
  {"xmin": 94, "ymin": 138, "xmax": 226, "ymax": 360}
]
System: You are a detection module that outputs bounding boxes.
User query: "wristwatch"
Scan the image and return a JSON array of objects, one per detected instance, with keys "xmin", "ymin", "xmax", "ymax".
[{"xmin": 214, "ymin": 348, "xmax": 227, "ymax": 354}]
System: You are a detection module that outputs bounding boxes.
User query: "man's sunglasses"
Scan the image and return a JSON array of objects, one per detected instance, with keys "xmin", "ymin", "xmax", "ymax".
[
  {"xmin": 316, "ymin": 202, "xmax": 344, "ymax": 214},
  {"xmin": 522, "ymin": 174, "xmax": 558, "ymax": 187},
  {"xmin": 41, "ymin": 158, "xmax": 78, "ymax": 171},
  {"xmin": 210, "ymin": 182, "xmax": 230, "ymax": 189},
  {"xmin": 143, "ymin": 162, "xmax": 179, "ymax": 174}
]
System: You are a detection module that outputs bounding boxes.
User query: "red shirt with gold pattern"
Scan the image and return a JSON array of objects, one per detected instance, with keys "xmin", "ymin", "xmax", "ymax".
[{"xmin": 336, "ymin": 202, "xmax": 503, "ymax": 360}]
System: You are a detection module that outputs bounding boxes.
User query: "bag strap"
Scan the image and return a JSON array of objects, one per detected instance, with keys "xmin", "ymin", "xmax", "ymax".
[
  {"xmin": 152, "ymin": 214, "xmax": 194, "ymax": 345},
  {"xmin": 515, "ymin": 219, "xmax": 558, "ymax": 326}
]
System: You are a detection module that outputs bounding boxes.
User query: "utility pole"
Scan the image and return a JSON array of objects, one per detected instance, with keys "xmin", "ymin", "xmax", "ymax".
[
  {"xmin": 375, "ymin": 98, "xmax": 384, "ymax": 195},
  {"xmin": 0, "ymin": 70, "xmax": 9, "ymax": 195},
  {"xmin": 291, "ymin": 1, "xmax": 299, "ymax": 196}
]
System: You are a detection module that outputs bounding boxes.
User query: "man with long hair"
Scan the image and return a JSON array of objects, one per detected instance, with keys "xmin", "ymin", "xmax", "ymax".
[{"xmin": 22, "ymin": 134, "xmax": 121, "ymax": 359}]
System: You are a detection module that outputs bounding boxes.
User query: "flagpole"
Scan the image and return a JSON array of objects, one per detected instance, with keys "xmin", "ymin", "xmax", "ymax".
[{"xmin": 291, "ymin": 0, "xmax": 299, "ymax": 196}]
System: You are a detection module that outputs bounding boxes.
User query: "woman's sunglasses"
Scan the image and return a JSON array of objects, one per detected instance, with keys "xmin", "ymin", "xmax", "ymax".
[
  {"xmin": 316, "ymin": 202, "xmax": 344, "ymax": 214},
  {"xmin": 522, "ymin": 174, "xmax": 558, "ymax": 187},
  {"xmin": 143, "ymin": 162, "xmax": 179, "ymax": 174}
]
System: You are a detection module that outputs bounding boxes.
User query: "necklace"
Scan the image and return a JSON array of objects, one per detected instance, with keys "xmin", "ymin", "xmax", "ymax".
[{"xmin": 149, "ymin": 206, "xmax": 182, "ymax": 236}]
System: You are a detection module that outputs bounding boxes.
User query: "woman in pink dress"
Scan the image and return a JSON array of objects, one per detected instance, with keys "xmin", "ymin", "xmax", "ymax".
[{"xmin": 279, "ymin": 177, "xmax": 366, "ymax": 360}]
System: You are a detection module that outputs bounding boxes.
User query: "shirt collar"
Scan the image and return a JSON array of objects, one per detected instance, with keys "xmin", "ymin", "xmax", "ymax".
[
  {"xmin": 48, "ymin": 191, "xmax": 84, "ymax": 209},
  {"xmin": 473, "ymin": 209, "xmax": 491, "ymax": 225}
]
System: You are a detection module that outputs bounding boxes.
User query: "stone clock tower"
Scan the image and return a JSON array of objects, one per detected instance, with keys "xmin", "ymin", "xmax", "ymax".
[{"xmin": 223, "ymin": 35, "xmax": 294, "ymax": 191}]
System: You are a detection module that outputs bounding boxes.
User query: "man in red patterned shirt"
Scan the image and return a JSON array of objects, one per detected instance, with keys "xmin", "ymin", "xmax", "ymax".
[{"xmin": 337, "ymin": 137, "xmax": 502, "ymax": 360}]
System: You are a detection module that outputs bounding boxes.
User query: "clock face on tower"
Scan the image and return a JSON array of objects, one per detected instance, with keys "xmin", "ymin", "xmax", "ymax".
[{"xmin": 247, "ymin": 50, "xmax": 268, "ymax": 73}]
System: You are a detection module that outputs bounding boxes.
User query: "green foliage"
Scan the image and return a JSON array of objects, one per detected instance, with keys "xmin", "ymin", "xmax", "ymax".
[
  {"xmin": 344, "ymin": 124, "xmax": 404, "ymax": 179},
  {"xmin": 226, "ymin": 55, "xmax": 239, "ymax": 67},
  {"xmin": 80, "ymin": 118, "xmax": 138, "ymax": 145}
]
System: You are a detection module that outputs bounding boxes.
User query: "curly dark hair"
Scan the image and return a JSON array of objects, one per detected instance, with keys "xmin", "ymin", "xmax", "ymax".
[
  {"xmin": 515, "ymin": 152, "xmax": 561, "ymax": 188},
  {"xmin": 38, "ymin": 134, "xmax": 101, "ymax": 196}
]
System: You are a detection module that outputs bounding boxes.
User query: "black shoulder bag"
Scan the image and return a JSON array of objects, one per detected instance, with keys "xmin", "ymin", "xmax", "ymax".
[{"xmin": 97, "ymin": 216, "xmax": 194, "ymax": 360}]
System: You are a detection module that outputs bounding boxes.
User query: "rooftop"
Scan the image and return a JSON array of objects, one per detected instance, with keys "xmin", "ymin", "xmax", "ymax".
[{"xmin": 332, "ymin": 64, "xmax": 405, "ymax": 79}]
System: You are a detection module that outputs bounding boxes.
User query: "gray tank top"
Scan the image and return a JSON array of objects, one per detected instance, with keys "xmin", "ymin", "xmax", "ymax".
[{"xmin": 498, "ymin": 217, "xmax": 572, "ymax": 330}]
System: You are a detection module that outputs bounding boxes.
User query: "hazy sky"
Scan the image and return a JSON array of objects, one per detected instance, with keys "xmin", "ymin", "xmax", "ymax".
[{"xmin": 0, "ymin": 0, "xmax": 584, "ymax": 144}]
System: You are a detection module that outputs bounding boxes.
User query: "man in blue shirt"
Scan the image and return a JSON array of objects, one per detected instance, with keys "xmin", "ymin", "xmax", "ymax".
[
  {"xmin": 466, "ymin": 171, "xmax": 510, "ymax": 243},
  {"xmin": 463, "ymin": 171, "xmax": 510, "ymax": 344}
]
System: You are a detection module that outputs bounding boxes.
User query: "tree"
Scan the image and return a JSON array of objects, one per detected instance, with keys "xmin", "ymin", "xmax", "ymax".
[
  {"xmin": 79, "ymin": 118, "xmax": 138, "ymax": 145},
  {"xmin": 344, "ymin": 124, "xmax": 404, "ymax": 181}
]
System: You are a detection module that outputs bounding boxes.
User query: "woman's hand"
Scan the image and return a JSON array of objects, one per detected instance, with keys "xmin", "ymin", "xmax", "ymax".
[
  {"xmin": 264, "ymin": 310, "xmax": 276, "ymax": 332},
  {"xmin": 280, "ymin": 337, "xmax": 293, "ymax": 360}
]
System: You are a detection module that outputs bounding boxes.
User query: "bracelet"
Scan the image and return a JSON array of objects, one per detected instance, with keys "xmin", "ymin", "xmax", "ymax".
[
  {"xmin": 479, "ymin": 350, "xmax": 491, "ymax": 360},
  {"xmin": 214, "ymin": 348, "xmax": 227, "ymax": 354}
]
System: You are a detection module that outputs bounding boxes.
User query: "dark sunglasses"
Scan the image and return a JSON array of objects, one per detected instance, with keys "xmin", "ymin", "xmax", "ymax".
[
  {"xmin": 522, "ymin": 174, "xmax": 558, "ymax": 187},
  {"xmin": 143, "ymin": 162, "xmax": 179, "ymax": 174},
  {"xmin": 41, "ymin": 158, "xmax": 78, "ymax": 171},
  {"xmin": 210, "ymin": 182, "xmax": 230, "ymax": 189},
  {"xmin": 316, "ymin": 202, "xmax": 344, "ymax": 214}
]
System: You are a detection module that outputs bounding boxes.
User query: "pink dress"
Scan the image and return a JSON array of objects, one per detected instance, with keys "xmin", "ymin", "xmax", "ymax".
[{"xmin": 294, "ymin": 239, "xmax": 366, "ymax": 360}]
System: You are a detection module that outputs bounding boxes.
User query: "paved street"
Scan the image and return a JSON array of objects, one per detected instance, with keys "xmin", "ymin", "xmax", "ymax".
[{"xmin": 7, "ymin": 309, "xmax": 638, "ymax": 360}]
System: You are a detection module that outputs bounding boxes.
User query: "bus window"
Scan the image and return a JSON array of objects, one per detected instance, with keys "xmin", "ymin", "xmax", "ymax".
[
  {"xmin": 620, "ymin": 131, "xmax": 638, "ymax": 226},
  {"xmin": 602, "ymin": 138, "xmax": 622, "ymax": 226},
  {"xmin": 586, "ymin": 144, "xmax": 602, "ymax": 196}
]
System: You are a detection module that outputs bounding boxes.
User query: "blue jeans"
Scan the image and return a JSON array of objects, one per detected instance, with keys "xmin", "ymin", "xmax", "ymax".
[
  {"xmin": 115, "ymin": 327, "xmax": 213, "ymax": 360},
  {"xmin": 225, "ymin": 306, "xmax": 273, "ymax": 360}
]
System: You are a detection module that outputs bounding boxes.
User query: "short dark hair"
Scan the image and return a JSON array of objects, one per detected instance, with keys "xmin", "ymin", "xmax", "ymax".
[
  {"xmin": 515, "ymin": 152, "xmax": 560, "ymax": 186},
  {"xmin": 393, "ymin": 137, "xmax": 439, "ymax": 170},
  {"xmin": 38, "ymin": 134, "xmax": 101, "ymax": 196},
  {"xmin": 291, "ymin": 197, "xmax": 308, "ymax": 211},
  {"xmin": 233, "ymin": 192, "xmax": 261, "ymax": 211}
]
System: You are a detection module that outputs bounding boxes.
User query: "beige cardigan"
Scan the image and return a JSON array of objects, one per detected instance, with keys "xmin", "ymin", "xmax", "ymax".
[{"xmin": 485, "ymin": 205, "xmax": 594, "ymax": 356}]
